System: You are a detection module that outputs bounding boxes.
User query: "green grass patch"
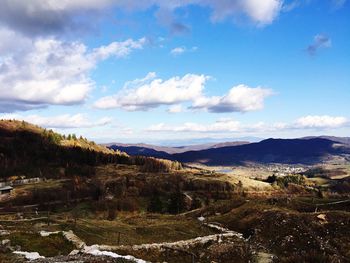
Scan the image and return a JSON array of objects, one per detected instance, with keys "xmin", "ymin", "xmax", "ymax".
[{"xmin": 10, "ymin": 232, "xmax": 74, "ymax": 257}]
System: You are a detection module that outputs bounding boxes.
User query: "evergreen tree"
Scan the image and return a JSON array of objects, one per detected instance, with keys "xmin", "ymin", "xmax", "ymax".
[
  {"xmin": 148, "ymin": 193, "xmax": 163, "ymax": 213},
  {"xmin": 167, "ymin": 190, "xmax": 186, "ymax": 214}
]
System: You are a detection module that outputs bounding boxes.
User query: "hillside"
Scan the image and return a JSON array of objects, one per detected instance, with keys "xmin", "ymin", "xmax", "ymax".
[
  {"xmin": 173, "ymin": 138, "xmax": 350, "ymax": 165},
  {"xmin": 0, "ymin": 120, "xmax": 185, "ymax": 179},
  {"xmin": 302, "ymin": 136, "xmax": 350, "ymax": 146},
  {"xmin": 0, "ymin": 120, "xmax": 130, "ymax": 178},
  {"xmin": 108, "ymin": 137, "xmax": 350, "ymax": 166},
  {"xmin": 108, "ymin": 145, "xmax": 173, "ymax": 159},
  {"xmin": 1, "ymin": 120, "xmax": 350, "ymax": 263}
]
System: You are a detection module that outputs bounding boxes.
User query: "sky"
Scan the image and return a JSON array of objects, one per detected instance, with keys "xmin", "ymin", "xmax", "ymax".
[{"xmin": 0, "ymin": 0, "xmax": 349, "ymax": 145}]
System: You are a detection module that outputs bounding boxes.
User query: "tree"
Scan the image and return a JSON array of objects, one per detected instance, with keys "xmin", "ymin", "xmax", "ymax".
[
  {"xmin": 148, "ymin": 193, "xmax": 163, "ymax": 213},
  {"xmin": 266, "ymin": 174, "xmax": 277, "ymax": 184},
  {"xmin": 167, "ymin": 190, "xmax": 186, "ymax": 214}
]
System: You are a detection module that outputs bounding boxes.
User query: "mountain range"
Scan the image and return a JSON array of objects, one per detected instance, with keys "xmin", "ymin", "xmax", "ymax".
[{"xmin": 108, "ymin": 137, "xmax": 350, "ymax": 165}]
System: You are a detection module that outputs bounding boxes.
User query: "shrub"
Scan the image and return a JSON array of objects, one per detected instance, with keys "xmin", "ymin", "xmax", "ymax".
[
  {"xmin": 276, "ymin": 174, "xmax": 305, "ymax": 188},
  {"xmin": 136, "ymin": 156, "xmax": 182, "ymax": 173},
  {"xmin": 148, "ymin": 194, "xmax": 164, "ymax": 213}
]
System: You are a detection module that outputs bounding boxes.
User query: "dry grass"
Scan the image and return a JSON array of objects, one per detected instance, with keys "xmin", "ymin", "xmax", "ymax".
[
  {"xmin": 58, "ymin": 213, "xmax": 216, "ymax": 246},
  {"xmin": 186, "ymin": 164, "xmax": 274, "ymax": 192}
]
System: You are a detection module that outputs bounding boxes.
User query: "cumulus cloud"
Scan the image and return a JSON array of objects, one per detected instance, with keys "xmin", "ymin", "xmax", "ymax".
[
  {"xmin": 219, "ymin": 0, "xmax": 283, "ymax": 25},
  {"xmin": 307, "ymin": 34, "xmax": 332, "ymax": 56},
  {"xmin": 0, "ymin": 32, "xmax": 146, "ymax": 112},
  {"xmin": 94, "ymin": 73, "xmax": 272, "ymax": 113},
  {"xmin": 192, "ymin": 84, "xmax": 273, "ymax": 113},
  {"xmin": 0, "ymin": 28, "xmax": 32, "ymax": 56},
  {"xmin": 0, "ymin": 0, "xmax": 114, "ymax": 36},
  {"xmin": 0, "ymin": 0, "xmax": 285, "ymax": 37},
  {"xmin": 147, "ymin": 115, "xmax": 349, "ymax": 133},
  {"xmin": 294, "ymin": 115, "xmax": 348, "ymax": 129},
  {"xmin": 168, "ymin": 105, "xmax": 184, "ymax": 113},
  {"xmin": 170, "ymin": 46, "xmax": 198, "ymax": 56},
  {"xmin": 0, "ymin": 113, "xmax": 112, "ymax": 129},
  {"xmin": 94, "ymin": 73, "xmax": 209, "ymax": 111}
]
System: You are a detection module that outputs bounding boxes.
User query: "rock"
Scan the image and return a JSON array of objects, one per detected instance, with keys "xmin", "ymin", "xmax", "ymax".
[
  {"xmin": 1, "ymin": 239, "xmax": 10, "ymax": 246},
  {"xmin": 198, "ymin": 216, "xmax": 206, "ymax": 222},
  {"xmin": 0, "ymin": 239, "xmax": 11, "ymax": 252},
  {"xmin": 0, "ymin": 230, "xmax": 10, "ymax": 236},
  {"xmin": 69, "ymin": 249, "xmax": 80, "ymax": 255},
  {"xmin": 317, "ymin": 214, "xmax": 327, "ymax": 224}
]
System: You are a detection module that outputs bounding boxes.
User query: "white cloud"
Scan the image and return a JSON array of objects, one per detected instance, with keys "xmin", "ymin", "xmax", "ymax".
[
  {"xmin": 170, "ymin": 47, "xmax": 186, "ymax": 55},
  {"xmin": 170, "ymin": 46, "xmax": 198, "ymax": 56},
  {"xmin": 192, "ymin": 84, "xmax": 273, "ymax": 113},
  {"xmin": 148, "ymin": 118, "xmax": 241, "ymax": 132},
  {"xmin": 147, "ymin": 115, "xmax": 349, "ymax": 134},
  {"xmin": 0, "ymin": 0, "xmax": 285, "ymax": 37},
  {"xmin": 0, "ymin": 28, "xmax": 32, "ymax": 56},
  {"xmin": 238, "ymin": 0, "xmax": 283, "ymax": 25},
  {"xmin": 0, "ymin": 113, "xmax": 112, "ymax": 129},
  {"xmin": 94, "ymin": 73, "xmax": 272, "ymax": 113},
  {"xmin": 307, "ymin": 34, "xmax": 332, "ymax": 56},
  {"xmin": 90, "ymin": 38, "xmax": 146, "ymax": 60},
  {"xmin": 295, "ymin": 115, "xmax": 348, "ymax": 129},
  {"xmin": 94, "ymin": 73, "xmax": 209, "ymax": 111},
  {"xmin": 0, "ymin": 32, "xmax": 146, "ymax": 112},
  {"xmin": 168, "ymin": 104, "xmax": 184, "ymax": 113}
]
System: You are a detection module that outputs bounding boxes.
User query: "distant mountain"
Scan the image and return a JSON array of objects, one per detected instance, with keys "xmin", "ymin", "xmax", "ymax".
[
  {"xmin": 107, "ymin": 137, "xmax": 350, "ymax": 165},
  {"xmin": 173, "ymin": 138, "xmax": 350, "ymax": 165},
  {"xmin": 108, "ymin": 144, "xmax": 173, "ymax": 159},
  {"xmin": 302, "ymin": 136, "xmax": 350, "ymax": 146},
  {"xmin": 152, "ymin": 136, "xmax": 263, "ymax": 146},
  {"xmin": 107, "ymin": 141, "xmax": 249, "ymax": 157}
]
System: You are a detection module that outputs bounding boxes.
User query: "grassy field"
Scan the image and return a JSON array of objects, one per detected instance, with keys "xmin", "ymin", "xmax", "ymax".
[
  {"xmin": 57, "ymin": 212, "xmax": 216, "ymax": 246},
  {"xmin": 10, "ymin": 232, "xmax": 74, "ymax": 257},
  {"xmin": 186, "ymin": 164, "xmax": 274, "ymax": 191}
]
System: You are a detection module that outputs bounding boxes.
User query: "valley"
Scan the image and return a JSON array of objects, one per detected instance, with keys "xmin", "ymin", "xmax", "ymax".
[{"xmin": 0, "ymin": 120, "xmax": 349, "ymax": 262}]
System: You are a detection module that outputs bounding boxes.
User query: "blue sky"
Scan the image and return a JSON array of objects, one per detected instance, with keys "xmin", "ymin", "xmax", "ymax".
[{"xmin": 0, "ymin": 0, "xmax": 349, "ymax": 144}]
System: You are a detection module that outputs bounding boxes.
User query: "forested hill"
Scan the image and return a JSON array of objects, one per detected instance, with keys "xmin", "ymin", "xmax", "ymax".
[
  {"xmin": 0, "ymin": 120, "xmax": 130, "ymax": 178},
  {"xmin": 0, "ymin": 120, "xmax": 182, "ymax": 178},
  {"xmin": 173, "ymin": 138, "xmax": 350, "ymax": 165},
  {"xmin": 108, "ymin": 137, "xmax": 350, "ymax": 166}
]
